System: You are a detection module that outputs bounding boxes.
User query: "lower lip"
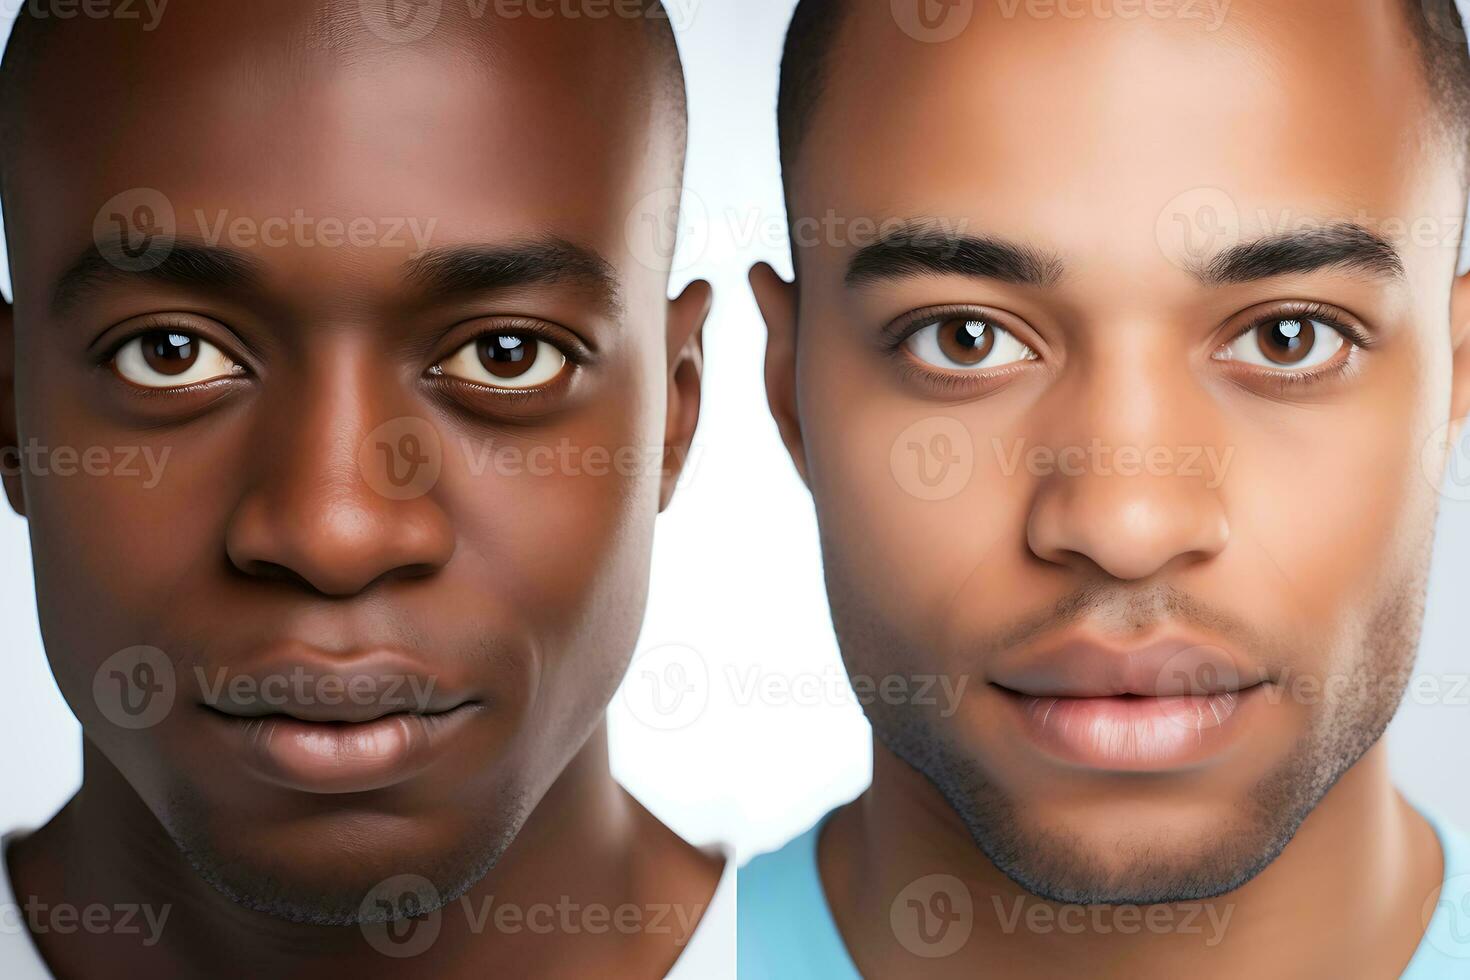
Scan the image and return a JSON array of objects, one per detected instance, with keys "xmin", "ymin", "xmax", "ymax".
[
  {"xmin": 208, "ymin": 705, "xmax": 481, "ymax": 794},
  {"xmin": 996, "ymin": 684, "xmax": 1264, "ymax": 772}
]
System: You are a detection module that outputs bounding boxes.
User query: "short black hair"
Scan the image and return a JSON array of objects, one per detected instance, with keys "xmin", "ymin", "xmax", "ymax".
[{"xmin": 777, "ymin": 0, "xmax": 1470, "ymax": 176}]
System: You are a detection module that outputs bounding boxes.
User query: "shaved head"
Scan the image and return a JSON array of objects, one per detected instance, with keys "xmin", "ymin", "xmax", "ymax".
[{"xmin": 0, "ymin": 0, "xmax": 688, "ymax": 223}]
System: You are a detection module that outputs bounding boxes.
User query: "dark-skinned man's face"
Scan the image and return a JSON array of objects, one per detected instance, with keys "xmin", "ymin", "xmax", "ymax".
[
  {"xmin": 757, "ymin": 0, "xmax": 1470, "ymax": 905},
  {"xmin": 0, "ymin": 1, "xmax": 702, "ymax": 924}
]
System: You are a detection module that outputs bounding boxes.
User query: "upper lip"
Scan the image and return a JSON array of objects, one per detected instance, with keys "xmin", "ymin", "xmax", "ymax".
[
  {"xmin": 988, "ymin": 633, "xmax": 1267, "ymax": 699},
  {"xmin": 198, "ymin": 645, "xmax": 479, "ymax": 724}
]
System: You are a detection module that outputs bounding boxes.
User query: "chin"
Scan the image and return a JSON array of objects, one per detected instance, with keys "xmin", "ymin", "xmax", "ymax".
[
  {"xmin": 875, "ymin": 705, "xmax": 1362, "ymax": 906},
  {"xmin": 974, "ymin": 794, "xmax": 1296, "ymax": 905},
  {"xmin": 155, "ymin": 786, "xmax": 533, "ymax": 925}
]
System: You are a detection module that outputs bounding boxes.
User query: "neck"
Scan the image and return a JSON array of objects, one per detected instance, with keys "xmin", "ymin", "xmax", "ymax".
[{"xmin": 822, "ymin": 739, "xmax": 1442, "ymax": 979}]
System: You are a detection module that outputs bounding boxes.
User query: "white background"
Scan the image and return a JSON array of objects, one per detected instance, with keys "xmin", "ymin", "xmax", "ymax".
[{"xmin": 3, "ymin": 0, "xmax": 1470, "ymax": 864}]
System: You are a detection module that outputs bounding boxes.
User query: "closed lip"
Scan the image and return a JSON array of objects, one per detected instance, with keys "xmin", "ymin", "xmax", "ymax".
[
  {"xmin": 197, "ymin": 644, "xmax": 481, "ymax": 724},
  {"xmin": 987, "ymin": 633, "xmax": 1268, "ymax": 700},
  {"xmin": 208, "ymin": 703, "xmax": 485, "ymax": 795},
  {"xmin": 195, "ymin": 644, "xmax": 486, "ymax": 794},
  {"xmin": 985, "ymin": 630, "xmax": 1270, "ymax": 771}
]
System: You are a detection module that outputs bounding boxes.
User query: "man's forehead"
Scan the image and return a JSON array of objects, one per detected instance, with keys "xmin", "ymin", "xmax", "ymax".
[
  {"xmin": 3, "ymin": 4, "xmax": 682, "ymax": 306},
  {"xmin": 11, "ymin": 4, "xmax": 660, "ymax": 160},
  {"xmin": 3, "ymin": 1, "xmax": 679, "ymax": 218},
  {"xmin": 789, "ymin": 0, "xmax": 1455, "ymax": 272}
]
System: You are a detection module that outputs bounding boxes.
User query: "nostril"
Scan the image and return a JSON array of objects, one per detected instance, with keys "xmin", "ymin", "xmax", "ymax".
[{"xmin": 230, "ymin": 558, "xmax": 317, "ymax": 592}]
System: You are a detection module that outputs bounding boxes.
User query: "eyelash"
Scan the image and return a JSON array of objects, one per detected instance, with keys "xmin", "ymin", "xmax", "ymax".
[
  {"xmin": 882, "ymin": 301, "xmax": 1371, "ymax": 389},
  {"xmin": 96, "ymin": 317, "xmax": 238, "ymax": 367},
  {"xmin": 882, "ymin": 304, "xmax": 1004, "ymax": 353},
  {"xmin": 98, "ymin": 317, "xmax": 585, "ymax": 391},
  {"xmin": 1219, "ymin": 301, "xmax": 1371, "ymax": 388},
  {"xmin": 424, "ymin": 320, "xmax": 584, "ymax": 403},
  {"xmin": 443, "ymin": 318, "xmax": 587, "ymax": 366}
]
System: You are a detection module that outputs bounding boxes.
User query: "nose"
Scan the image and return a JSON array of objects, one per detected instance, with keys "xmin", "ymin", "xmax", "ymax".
[
  {"xmin": 1024, "ymin": 364, "xmax": 1230, "ymax": 582},
  {"xmin": 224, "ymin": 359, "xmax": 455, "ymax": 597}
]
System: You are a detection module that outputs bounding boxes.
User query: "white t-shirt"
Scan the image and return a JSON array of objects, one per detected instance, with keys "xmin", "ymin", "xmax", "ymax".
[{"xmin": 0, "ymin": 831, "xmax": 735, "ymax": 979}]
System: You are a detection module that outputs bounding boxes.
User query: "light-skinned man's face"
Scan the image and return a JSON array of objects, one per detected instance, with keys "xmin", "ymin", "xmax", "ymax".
[
  {"xmin": 0, "ymin": 1, "xmax": 704, "ymax": 924},
  {"xmin": 757, "ymin": 0, "xmax": 1470, "ymax": 904}
]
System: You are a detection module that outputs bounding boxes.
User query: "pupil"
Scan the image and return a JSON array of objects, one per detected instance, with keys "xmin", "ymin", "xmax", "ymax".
[
  {"xmin": 935, "ymin": 317, "xmax": 996, "ymax": 365},
  {"xmin": 485, "ymin": 334, "xmax": 528, "ymax": 363},
  {"xmin": 1258, "ymin": 317, "xmax": 1315, "ymax": 365},
  {"xmin": 1274, "ymin": 319, "xmax": 1303, "ymax": 347},
  {"xmin": 957, "ymin": 320, "xmax": 986, "ymax": 348},
  {"xmin": 478, "ymin": 333, "xmax": 537, "ymax": 378},
  {"xmin": 155, "ymin": 333, "xmax": 193, "ymax": 360},
  {"xmin": 141, "ymin": 331, "xmax": 198, "ymax": 376}
]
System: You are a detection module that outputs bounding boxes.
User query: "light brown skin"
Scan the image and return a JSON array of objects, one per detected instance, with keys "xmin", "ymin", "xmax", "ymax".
[
  {"xmin": 754, "ymin": 1, "xmax": 1470, "ymax": 976},
  {"xmin": 0, "ymin": 3, "xmax": 718, "ymax": 978}
]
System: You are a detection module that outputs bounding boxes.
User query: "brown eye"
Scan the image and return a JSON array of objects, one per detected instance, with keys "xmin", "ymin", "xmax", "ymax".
[
  {"xmin": 1257, "ymin": 318, "xmax": 1314, "ymax": 365},
  {"xmin": 936, "ymin": 318, "xmax": 996, "ymax": 365},
  {"xmin": 114, "ymin": 331, "xmax": 240, "ymax": 388},
  {"xmin": 1218, "ymin": 316, "xmax": 1345, "ymax": 372},
  {"xmin": 142, "ymin": 332, "xmax": 197, "ymax": 374},
  {"xmin": 905, "ymin": 314, "xmax": 1035, "ymax": 371},
  {"xmin": 479, "ymin": 334, "xmax": 537, "ymax": 378},
  {"xmin": 438, "ymin": 331, "xmax": 568, "ymax": 389}
]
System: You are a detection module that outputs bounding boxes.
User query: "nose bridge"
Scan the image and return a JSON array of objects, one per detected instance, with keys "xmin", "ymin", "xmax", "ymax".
[
  {"xmin": 265, "ymin": 362, "xmax": 370, "ymax": 500},
  {"xmin": 225, "ymin": 343, "xmax": 454, "ymax": 596},
  {"xmin": 1024, "ymin": 336, "xmax": 1231, "ymax": 581}
]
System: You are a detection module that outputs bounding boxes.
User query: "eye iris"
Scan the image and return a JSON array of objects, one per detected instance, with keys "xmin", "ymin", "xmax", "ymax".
[
  {"xmin": 140, "ymin": 331, "xmax": 198, "ymax": 376},
  {"xmin": 477, "ymin": 333, "xmax": 537, "ymax": 379},
  {"xmin": 1258, "ymin": 318, "xmax": 1314, "ymax": 365},
  {"xmin": 936, "ymin": 318, "xmax": 995, "ymax": 365}
]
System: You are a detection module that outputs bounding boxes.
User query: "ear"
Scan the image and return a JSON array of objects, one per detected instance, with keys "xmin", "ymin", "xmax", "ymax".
[
  {"xmin": 659, "ymin": 277, "xmax": 711, "ymax": 511},
  {"xmin": 0, "ymin": 294, "xmax": 20, "ymax": 518},
  {"xmin": 749, "ymin": 262, "xmax": 808, "ymax": 487},
  {"xmin": 1451, "ymin": 265, "xmax": 1470, "ymax": 445}
]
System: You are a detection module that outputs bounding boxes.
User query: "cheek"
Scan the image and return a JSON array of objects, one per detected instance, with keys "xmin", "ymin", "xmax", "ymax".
[
  {"xmin": 803, "ymin": 371, "xmax": 1026, "ymax": 663},
  {"xmin": 24, "ymin": 437, "xmax": 204, "ymax": 712},
  {"xmin": 442, "ymin": 365, "xmax": 664, "ymax": 718},
  {"xmin": 1222, "ymin": 387, "xmax": 1442, "ymax": 657}
]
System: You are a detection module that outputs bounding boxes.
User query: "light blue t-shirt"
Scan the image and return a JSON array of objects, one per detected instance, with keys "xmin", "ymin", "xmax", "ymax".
[{"xmin": 739, "ymin": 805, "xmax": 1470, "ymax": 979}]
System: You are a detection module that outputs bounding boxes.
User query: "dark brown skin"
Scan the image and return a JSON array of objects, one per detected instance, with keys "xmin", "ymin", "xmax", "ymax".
[
  {"xmin": 0, "ymin": 3, "xmax": 718, "ymax": 978},
  {"xmin": 755, "ymin": 1, "xmax": 1470, "ymax": 977}
]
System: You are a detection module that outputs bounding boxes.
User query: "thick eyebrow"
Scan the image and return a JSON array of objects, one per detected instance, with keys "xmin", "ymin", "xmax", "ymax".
[
  {"xmin": 51, "ymin": 238, "xmax": 264, "ymax": 316},
  {"xmin": 846, "ymin": 226, "xmax": 1064, "ymax": 289},
  {"xmin": 404, "ymin": 238, "xmax": 624, "ymax": 319},
  {"xmin": 1197, "ymin": 223, "xmax": 1405, "ymax": 285}
]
